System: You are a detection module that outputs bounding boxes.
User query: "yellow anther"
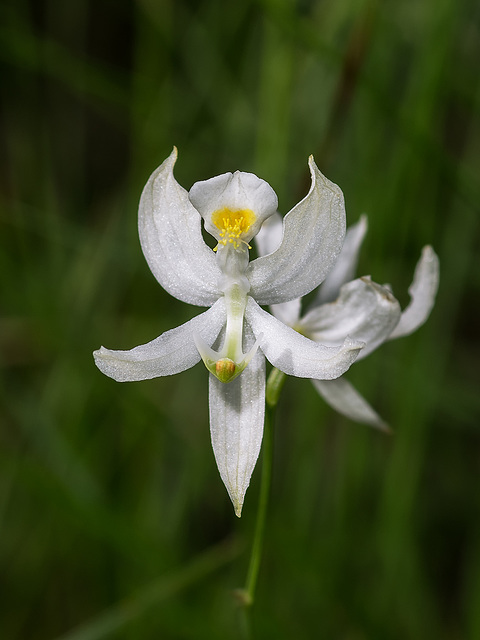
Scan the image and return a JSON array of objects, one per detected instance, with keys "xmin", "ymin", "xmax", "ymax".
[
  {"xmin": 215, "ymin": 358, "xmax": 237, "ymax": 383},
  {"xmin": 211, "ymin": 207, "xmax": 256, "ymax": 250}
]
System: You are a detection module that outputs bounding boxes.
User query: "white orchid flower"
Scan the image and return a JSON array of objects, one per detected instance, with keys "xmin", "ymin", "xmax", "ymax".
[
  {"xmin": 94, "ymin": 148, "xmax": 364, "ymax": 516},
  {"xmin": 256, "ymin": 213, "xmax": 440, "ymax": 431}
]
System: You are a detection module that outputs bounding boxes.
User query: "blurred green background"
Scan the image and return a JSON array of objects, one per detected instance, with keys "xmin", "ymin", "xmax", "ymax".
[{"xmin": 1, "ymin": 0, "xmax": 479, "ymax": 638}]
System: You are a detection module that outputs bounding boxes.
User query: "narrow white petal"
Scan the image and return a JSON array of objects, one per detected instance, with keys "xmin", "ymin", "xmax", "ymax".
[
  {"xmin": 316, "ymin": 215, "xmax": 368, "ymax": 304},
  {"xmin": 312, "ymin": 377, "xmax": 389, "ymax": 432},
  {"xmin": 189, "ymin": 170, "xmax": 278, "ymax": 243},
  {"xmin": 93, "ymin": 298, "xmax": 226, "ymax": 382},
  {"xmin": 299, "ymin": 277, "xmax": 401, "ymax": 359},
  {"xmin": 247, "ymin": 156, "xmax": 346, "ymax": 304},
  {"xmin": 389, "ymin": 246, "xmax": 440, "ymax": 339},
  {"xmin": 245, "ymin": 298, "xmax": 363, "ymax": 380},
  {"xmin": 138, "ymin": 148, "xmax": 221, "ymax": 307},
  {"xmin": 255, "ymin": 211, "xmax": 284, "ymax": 257},
  {"xmin": 209, "ymin": 325, "xmax": 266, "ymax": 517}
]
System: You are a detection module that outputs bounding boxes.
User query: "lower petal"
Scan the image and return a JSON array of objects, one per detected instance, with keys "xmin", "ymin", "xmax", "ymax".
[
  {"xmin": 208, "ymin": 324, "xmax": 266, "ymax": 517},
  {"xmin": 93, "ymin": 298, "xmax": 225, "ymax": 381},
  {"xmin": 312, "ymin": 377, "xmax": 389, "ymax": 432},
  {"xmin": 246, "ymin": 298, "xmax": 363, "ymax": 380}
]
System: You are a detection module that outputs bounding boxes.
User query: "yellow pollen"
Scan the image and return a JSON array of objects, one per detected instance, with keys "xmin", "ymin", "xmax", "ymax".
[
  {"xmin": 211, "ymin": 207, "xmax": 256, "ymax": 250},
  {"xmin": 215, "ymin": 358, "xmax": 237, "ymax": 383}
]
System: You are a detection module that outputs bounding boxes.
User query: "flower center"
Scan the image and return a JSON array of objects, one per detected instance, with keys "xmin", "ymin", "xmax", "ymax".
[{"xmin": 211, "ymin": 207, "xmax": 256, "ymax": 250}]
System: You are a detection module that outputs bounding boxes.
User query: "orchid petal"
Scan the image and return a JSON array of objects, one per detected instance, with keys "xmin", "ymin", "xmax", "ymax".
[
  {"xmin": 138, "ymin": 148, "xmax": 221, "ymax": 307},
  {"xmin": 269, "ymin": 298, "xmax": 302, "ymax": 326},
  {"xmin": 255, "ymin": 212, "xmax": 302, "ymax": 325},
  {"xmin": 209, "ymin": 324, "xmax": 265, "ymax": 517},
  {"xmin": 389, "ymin": 246, "xmax": 440, "ymax": 339},
  {"xmin": 189, "ymin": 170, "xmax": 278, "ymax": 243},
  {"xmin": 316, "ymin": 215, "xmax": 368, "ymax": 304},
  {"xmin": 299, "ymin": 277, "xmax": 401, "ymax": 359},
  {"xmin": 93, "ymin": 298, "xmax": 226, "ymax": 381},
  {"xmin": 312, "ymin": 377, "xmax": 389, "ymax": 432},
  {"xmin": 245, "ymin": 298, "xmax": 363, "ymax": 380},
  {"xmin": 247, "ymin": 156, "xmax": 346, "ymax": 304},
  {"xmin": 254, "ymin": 211, "xmax": 283, "ymax": 257}
]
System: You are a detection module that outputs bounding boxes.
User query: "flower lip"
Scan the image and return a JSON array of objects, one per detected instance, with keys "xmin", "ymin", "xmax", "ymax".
[{"xmin": 189, "ymin": 170, "xmax": 278, "ymax": 246}]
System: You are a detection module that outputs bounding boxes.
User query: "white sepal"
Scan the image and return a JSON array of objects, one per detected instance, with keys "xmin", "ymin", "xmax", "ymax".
[
  {"xmin": 255, "ymin": 212, "xmax": 302, "ymax": 325},
  {"xmin": 254, "ymin": 211, "xmax": 283, "ymax": 257},
  {"xmin": 389, "ymin": 245, "xmax": 440, "ymax": 339},
  {"xmin": 138, "ymin": 148, "xmax": 221, "ymax": 307},
  {"xmin": 93, "ymin": 298, "xmax": 226, "ymax": 381},
  {"xmin": 312, "ymin": 377, "xmax": 390, "ymax": 432},
  {"xmin": 269, "ymin": 298, "xmax": 302, "ymax": 326},
  {"xmin": 208, "ymin": 324, "xmax": 266, "ymax": 517},
  {"xmin": 247, "ymin": 156, "xmax": 346, "ymax": 304},
  {"xmin": 245, "ymin": 298, "xmax": 363, "ymax": 380},
  {"xmin": 299, "ymin": 277, "xmax": 401, "ymax": 359},
  {"xmin": 316, "ymin": 215, "xmax": 368, "ymax": 304}
]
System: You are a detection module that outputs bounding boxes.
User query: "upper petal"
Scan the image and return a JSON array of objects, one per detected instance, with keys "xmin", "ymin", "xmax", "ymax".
[
  {"xmin": 208, "ymin": 323, "xmax": 266, "ymax": 517},
  {"xmin": 255, "ymin": 212, "xmax": 302, "ymax": 326},
  {"xmin": 299, "ymin": 277, "xmax": 401, "ymax": 359},
  {"xmin": 138, "ymin": 148, "xmax": 222, "ymax": 307},
  {"xmin": 189, "ymin": 170, "xmax": 278, "ymax": 244},
  {"xmin": 312, "ymin": 377, "xmax": 389, "ymax": 432},
  {"xmin": 245, "ymin": 298, "xmax": 363, "ymax": 380},
  {"xmin": 389, "ymin": 246, "xmax": 440, "ymax": 339},
  {"xmin": 93, "ymin": 298, "xmax": 226, "ymax": 381},
  {"xmin": 247, "ymin": 156, "xmax": 346, "ymax": 304},
  {"xmin": 254, "ymin": 211, "xmax": 284, "ymax": 257},
  {"xmin": 316, "ymin": 215, "xmax": 368, "ymax": 304}
]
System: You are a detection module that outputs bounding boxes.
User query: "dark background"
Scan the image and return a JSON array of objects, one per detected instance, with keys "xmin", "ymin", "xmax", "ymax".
[{"xmin": 1, "ymin": 0, "xmax": 479, "ymax": 638}]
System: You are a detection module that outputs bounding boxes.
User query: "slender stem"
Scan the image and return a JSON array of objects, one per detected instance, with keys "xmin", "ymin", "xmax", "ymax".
[
  {"xmin": 236, "ymin": 368, "xmax": 286, "ymax": 611},
  {"xmin": 244, "ymin": 399, "xmax": 274, "ymax": 603}
]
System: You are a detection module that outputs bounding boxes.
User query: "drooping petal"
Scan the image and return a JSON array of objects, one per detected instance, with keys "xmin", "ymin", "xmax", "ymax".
[
  {"xmin": 189, "ymin": 170, "xmax": 278, "ymax": 244},
  {"xmin": 138, "ymin": 148, "xmax": 221, "ymax": 307},
  {"xmin": 389, "ymin": 246, "xmax": 440, "ymax": 339},
  {"xmin": 93, "ymin": 298, "xmax": 226, "ymax": 382},
  {"xmin": 255, "ymin": 211, "xmax": 283, "ymax": 257},
  {"xmin": 247, "ymin": 156, "xmax": 346, "ymax": 304},
  {"xmin": 245, "ymin": 298, "xmax": 363, "ymax": 380},
  {"xmin": 298, "ymin": 277, "xmax": 401, "ymax": 359},
  {"xmin": 312, "ymin": 377, "xmax": 389, "ymax": 432},
  {"xmin": 316, "ymin": 215, "xmax": 368, "ymax": 304},
  {"xmin": 208, "ymin": 324, "xmax": 265, "ymax": 517}
]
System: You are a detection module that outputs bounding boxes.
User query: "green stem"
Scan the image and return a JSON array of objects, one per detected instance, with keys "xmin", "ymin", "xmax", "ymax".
[
  {"xmin": 244, "ymin": 400, "xmax": 273, "ymax": 604},
  {"xmin": 236, "ymin": 368, "xmax": 286, "ymax": 611}
]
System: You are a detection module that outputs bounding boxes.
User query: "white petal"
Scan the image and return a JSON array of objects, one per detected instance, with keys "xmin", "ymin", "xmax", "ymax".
[
  {"xmin": 316, "ymin": 215, "xmax": 368, "ymax": 304},
  {"xmin": 245, "ymin": 298, "xmax": 363, "ymax": 380},
  {"xmin": 269, "ymin": 298, "xmax": 302, "ymax": 326},
  {"xmin": 247, "ymin": 156, "xmax": 346, "ymax": 304},
  {"xmin": 209, "ymin": 324, "xmax": 266, "ymax": 517},
  {"xmin": 138, "ymin": 148, "xmax": 221, "ymax": 307},
  {"xmin": 189, "ymin": 170, "xmax": 278, "ymax": 243},
  {"xmin": 255, "ymin": 214, "xmax": 302, "ymax": 325},
  {"xmin": 93, "ymin": 298, "xmax": 226, "ymax": 382},
  {"xmin": 389, "ymin": 246, "xmax": 440, "ymax": 339},
  {"xmin": 254, "ymin": 211, "xmax": 284, "ymax": 257},
  {"xmin": 312, "ymin": 377, "xmax": 389, "ymax": 432},
  {"xmin": 299, "ymin": 277, "xmax": 401, "ymax": 359}
]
